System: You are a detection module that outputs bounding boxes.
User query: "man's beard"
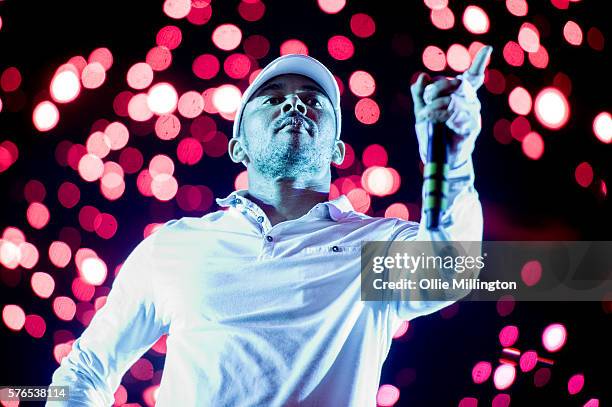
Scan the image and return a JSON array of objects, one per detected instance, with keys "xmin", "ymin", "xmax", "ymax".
[{"xmin": 245, "ymin": 134, "xmax": 333, "ymax": 179}]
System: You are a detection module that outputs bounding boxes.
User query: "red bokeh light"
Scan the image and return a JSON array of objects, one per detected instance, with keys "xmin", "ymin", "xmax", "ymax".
[
  {"xmin": 81, "ymin": 62, "xmax": 106, "ymax": 89},
  {"xmin": 528, "ymin": 45, "xmax": 549, "ymax": 69},
  {"xmin": 362, "ymin": 144, "xmax": 388, "ymax": 167},
  {"xmin": 27, "ymin": 202, "xmax": 50, "ymax": 229},
  {"xmin": 328, "ymin": 35, "xmax": 354, "ymax": 61},
  {"xmin": 25, "ymin": 314, "xmax": 46, "ymax": 338},
  {"xmin": 31, "ymin": 272, "xmax": 55, "ymax": 299},
  {"xmin": 567, "ymin": 374, "xmax": 585, "ymax": 395},
  {"xmin": 280, "ymin": 39, "xmax": 309, "ymax": 56},
  {"xmin": 224, "ymin": 53, "xmax": 252, "ymax": 79},
  {"xmin": 58, "ymin": 181, "xmax": 80, "ymax": 208},
  {"xmin": 354, "ymin": 98, "xmax": 380, "ymax": 125},
  {"xmin": 53, "ymin": 296, "xmax": 77, "ymax": 321},
  {"xmin": 155, "ymin": 114, "xmax": 182, "ymax": 140},
  {"xmin": 49, "ymin": 241, "xmax": 72, "ymax": 268},
  {"xmin": 503, "ymin": 41, "xmax": 524, "ymax": 67},
  {"xmin": 472, "ymin": 361, "xmax": 492, "ymax": 384},
  {"xmin": 243, "ymin": 35, "xmax": 270, "ymax": 59},
  {"xmin": 506, "ymin": 0, "xmax": 528, "ymax": 16},
  {"xmin": 422, "ymin": 45, "xmax": 446, "ymax": 71},
  {"xmin": 156, "ymin": 25, "xmax": 182, "ymax": 50},
  {"xmin": 178, "ymin": 91, "xmax": 205, "ymax": 119},
  {"xmin": 563, "ymin": 21, "xmax": 583, "ymax": 46},
  {"xmin": 238, "ymin": 0, "xmax": 266, "ymax": 22},
  {"xmin": 193, "ymin": 54, "xmax": 220, "ymax": 80},
  {"xmin": 574, "ymin": 162, "xmax": 593, "ymax": 188},
  {"xmin": 522, "ymin": 132, "xmax": 544, "ymax": 160},
  {"xmin": 88, "ymin": 47, "xmax": 113, "ymax": 71},
  {"xmin": 499, "ymin": 325, "xmax": 519, "ymax": 346},
  {"xmin": 1, "ymin": 66, "xmax": 22, "ymax": 92},
  {"xmin": 350, "ymin": 13, "xmax": 376, "ymax": 38},
  {"xmin": 146, "ymin": 46, "xmax": 172, "ymax": 71},
  {"xmin": 430, "ymin": 7, "xmax": 454, "ymax": 30},
  {"xmin": 187, "ymin": 3, "xmax": 212, "ymax": 25},
  {"xmin": 385, "ymin": 203, "xmax": 409, "ymax": 221},
  {"xmin": 177, "ymin": 138, "xmax": 204, "ymax": 165},
  {"xmin": 376, "ymin": 384, "xmax": 400, "ymax": 407}
]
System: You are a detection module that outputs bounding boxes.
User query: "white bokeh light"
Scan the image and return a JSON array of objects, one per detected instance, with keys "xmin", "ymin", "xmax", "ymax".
[
  {"xmin": 80, "ymin": 257, "xmax": 108, "ymax": 286},
  {"xmin": 593, "ymin": 112, "xmax": 612, "ymax": 144},
  {"xmin": 534, "ymin": 87, "xmax": 570, "ymax": 130},
  {"xmin": 33, "ymin": 101, "xmax": 60, "ymax": 132},
  {"xmin": 147, "ymin": 82, "xmax": 178, "ymax": 115},
  {"xmin": 463, "ymin": 6, "xmax": 489, "ymax": 34},
  {"xmin": 212, "ymin": 85, "xmax": 242, "ymax": 114},
  {"xmin": 51, "ymin": 67, "xmax": 81, "ymax": 103}
]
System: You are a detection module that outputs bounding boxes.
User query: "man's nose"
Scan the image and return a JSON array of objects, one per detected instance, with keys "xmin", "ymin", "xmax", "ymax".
[{"xmin": 282, "ymin": 95, "xmax": 307, "ymax": 115}]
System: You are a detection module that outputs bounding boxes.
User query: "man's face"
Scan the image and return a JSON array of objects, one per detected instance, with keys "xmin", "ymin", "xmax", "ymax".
[{"xmin": 238, "ymin": 74, "xmax": 338, "ymax": 179}]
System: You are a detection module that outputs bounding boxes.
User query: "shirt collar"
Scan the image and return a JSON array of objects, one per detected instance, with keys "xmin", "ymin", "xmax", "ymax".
[{"xmin": 215, "ymin": 190, "xmax": 354, "ymax": 223}]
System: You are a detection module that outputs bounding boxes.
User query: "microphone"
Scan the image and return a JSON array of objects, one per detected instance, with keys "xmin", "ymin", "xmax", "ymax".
[{"xmin": 423, "ymin": 121, "xmax": 451, "ymax": 231}]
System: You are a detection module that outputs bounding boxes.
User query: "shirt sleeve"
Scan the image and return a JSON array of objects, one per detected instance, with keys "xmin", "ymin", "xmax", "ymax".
[
  {"xmin": 388, "ymin": 158, "xmax": 483, "ymax": 322},
  {"xmin": 46, "ymin": 232, "xmax": 168, "ymax": 406}
]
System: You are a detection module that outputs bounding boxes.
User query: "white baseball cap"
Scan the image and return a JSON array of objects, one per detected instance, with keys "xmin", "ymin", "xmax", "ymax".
[{"xmin": 232, "ymin": 54, "xmax": 342, "ymax": 140}]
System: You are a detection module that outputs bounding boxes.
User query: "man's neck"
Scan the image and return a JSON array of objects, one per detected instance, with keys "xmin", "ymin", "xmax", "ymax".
[{"xmin": 246, "ymin": 171, "xmax": 331, "ymax": 226}]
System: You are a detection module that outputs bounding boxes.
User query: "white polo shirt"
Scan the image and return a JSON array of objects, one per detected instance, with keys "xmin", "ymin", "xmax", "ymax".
[{"xmin": 48, "ymin": 171, "xmax": 482, "ymax": 406}]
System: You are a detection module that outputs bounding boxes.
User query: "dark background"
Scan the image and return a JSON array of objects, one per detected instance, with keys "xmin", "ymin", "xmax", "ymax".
[{"xmin": 0, "ymin": 0, "xmax": 610, "ymax": 405}]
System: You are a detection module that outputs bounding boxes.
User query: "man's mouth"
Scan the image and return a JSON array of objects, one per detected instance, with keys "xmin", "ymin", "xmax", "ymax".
[{"xmin": 277, "ymin": 115, "xmax": 310, "ymax": 134}]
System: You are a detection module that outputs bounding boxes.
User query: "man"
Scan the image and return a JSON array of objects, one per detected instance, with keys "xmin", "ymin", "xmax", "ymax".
[{"xmin": 48, "ymin": 48, "xmax": 491, "ymax": 406}]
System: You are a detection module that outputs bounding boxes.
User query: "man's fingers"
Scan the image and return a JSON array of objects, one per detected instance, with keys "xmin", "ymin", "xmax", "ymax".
[
  {"xmin": 423, "ymin": 78, "xmax": 461, "ymax": 104},
  {"xmin": 415, "ymin": 96, "xmax": 452, "ymax": 122},
  {"xmin": 410, "ymin": 72, "xmax": 431, "ymax": 112},
  {"xmin": 465, "ymin": 45, "xmax": 493, "ymax": 90}
]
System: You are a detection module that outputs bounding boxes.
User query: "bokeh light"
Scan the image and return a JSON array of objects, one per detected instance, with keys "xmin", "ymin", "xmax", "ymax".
[
  {"xmin": 422, "ymin": 45, "xmax": 446, "ymax": 71},
  {"xmin": 563, "ymin": 21, "xmax": 583, "ymax": 46},
  {"xmin": 147, "ymin": 82, "xmax": 178, "ymax": 115},
  {"xmin": 348, "ymin": 71, "xmax": 375, "ymax": 97},
  {"xmin": 522, "ymin": 132, "xmax": 544, "ymax": 160},
  {"xmin": 51, "ymin": 65, "xmax": 81, "ymax": 103},
  {"xmin": 212, "ymin": 85, "xmax": 241, "ymax": 114},
  {"xmin": 212, "ymin": 24, "xmax": 242, "ymax": 51},
  {"xmin": 542, "ymin": 323, "xmax": 567, "ymax": 352},
  {"xmin": 127, "ymin": 63, "xmax": 154, "ymax": 90},
  {"xmin": 354, "ymin": 98, "xmax": 380, "ymax": 125},
  {"xmin": 317, "ymin": 0, "xmax": 346, "ymax": 14},
  {"xmin": 534, "ymin": 87, "xmax": 570, "ymax": 129},
  {"xmin": 493, "ymin": 364, "xmax": 516, "ymax": 390},
  {"xmin": 592, "ymin": 112, "xmax": 612, "ymax": 143},
  {"xmin": 508, "ymin": 86, "xmax": 532, "ymax": 115},
  {"xmin": 33, "ymin": 101, "xmax": 60, "ymax": 132},
  {"xmin": 462, "ymin": 6, "xmax": 489, "ymax": 34},
  {"xmin": 376, "ymin": 384, "xmax": 400, "ymax": 407}
]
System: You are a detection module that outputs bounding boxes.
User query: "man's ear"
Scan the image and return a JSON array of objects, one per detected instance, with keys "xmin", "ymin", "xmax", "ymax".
[
  {"xmin": 332, "ymin": 139, "xmax": 346, "ymax": 165},
  {"xmin": 228, "ymin": 137, "xmax": 250, "ymax": 167}
]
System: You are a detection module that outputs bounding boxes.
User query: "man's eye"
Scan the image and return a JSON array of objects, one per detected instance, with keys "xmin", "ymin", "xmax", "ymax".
[
  {"xmin": 266, "ymin": 97, "xmax": 283, "ymax": 105},
  {"xmin": 307, "ymin": 98, "xmax": 322, "ymax": 107}
]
